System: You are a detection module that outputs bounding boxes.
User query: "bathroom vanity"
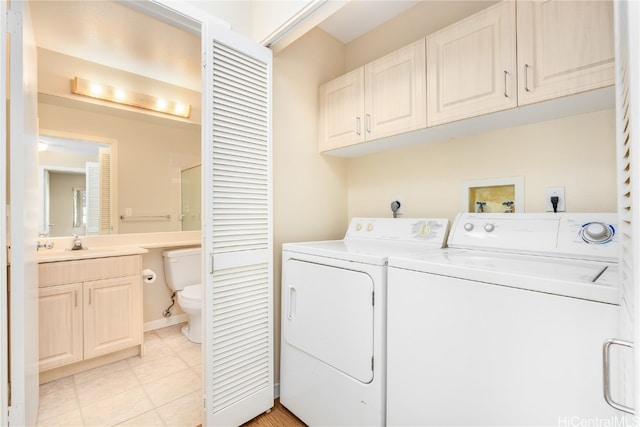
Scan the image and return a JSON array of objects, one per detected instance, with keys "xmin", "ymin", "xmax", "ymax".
[{"xmin": 37, "ymin": 248, "xmax": 147, "ymax": 382}]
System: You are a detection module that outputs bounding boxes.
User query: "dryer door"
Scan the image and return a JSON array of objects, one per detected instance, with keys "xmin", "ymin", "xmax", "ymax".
[{"xmin": 283, "ymin": 259, "xmax": 375, "ymax": 383}]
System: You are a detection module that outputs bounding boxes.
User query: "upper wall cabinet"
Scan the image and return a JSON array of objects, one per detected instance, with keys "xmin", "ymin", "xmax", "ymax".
[
  {"xmin": 319, "ymin": 67, "xmax": 365, "ymax": 151},
  {"xmin": 427, "ymin": 1, "xmax": 517, "ymax": 127},
  {"xmin": 319, "ymin": 39, "xmax": 426, "ymax": 152},
  {"xmin": 319, "ymin": 0, "xmax": 614, "ymax": 156},
  {"xmin": 517, "ymin": 0, "xmax": 614, "ymax": 105}
]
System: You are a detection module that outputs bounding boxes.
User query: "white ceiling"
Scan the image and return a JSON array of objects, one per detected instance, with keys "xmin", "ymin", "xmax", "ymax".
[
  {"xmin": 318, "ymin": 1, "xmax": 421, "ymax": 44},
  {"xmin": 29, "ymin": 1, "xmax": 420, "ymax": 92}
]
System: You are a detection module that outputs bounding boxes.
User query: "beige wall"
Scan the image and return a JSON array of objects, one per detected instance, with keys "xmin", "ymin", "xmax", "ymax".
[
  {"xmin": 273, "ymin": 27, "xmax": 349, "ymax": 379},
  {"xmin": 347, "ymin": 109, "xmax": 617, "ymax": 221}
]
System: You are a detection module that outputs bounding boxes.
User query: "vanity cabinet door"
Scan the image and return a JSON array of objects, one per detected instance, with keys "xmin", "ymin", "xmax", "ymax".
[
  {"xmin": 83, "ymin": 275, "xmax": 142, "ymax": 359},
  {"xmin": 39, "ymin": 283, "xmax": 83, "ymax": 371}
]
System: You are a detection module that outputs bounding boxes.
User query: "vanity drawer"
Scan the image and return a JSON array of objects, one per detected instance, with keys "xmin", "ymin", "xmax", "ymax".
[{"xmin": 39, "ymin": 255, "xmax": 142, "ymax": 287}]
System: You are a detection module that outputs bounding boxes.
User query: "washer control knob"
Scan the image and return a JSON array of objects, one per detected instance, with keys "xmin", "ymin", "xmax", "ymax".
[
  {"xmin": 484, "ymin": 223, "xmax": 495, "ymax": 233},
  {"xmin": 419, "ymin": 224, "xmax": 431, "ymax": 236},
  {"xmin": 464, "ymin": 223, "xmax": 474, "ymax": 232},
  {"xmin": 355, "ymin": 223, "xmax": 362, "ymax": 231},
  {"xmin": 581, "ymin": 222, "xmax": 613, "ymax": 243},
  {"xmin": 366, "ymin": 223, "xmax": 374, "ymax": 232}
]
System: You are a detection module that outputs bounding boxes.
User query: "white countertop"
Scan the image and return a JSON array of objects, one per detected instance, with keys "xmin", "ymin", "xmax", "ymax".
[{"xmin": 37, "ymin": 246, "xmax": 150, "ymax": 263}]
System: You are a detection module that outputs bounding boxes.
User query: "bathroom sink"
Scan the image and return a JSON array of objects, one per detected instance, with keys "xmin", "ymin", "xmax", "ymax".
[{"xmin": 37, "ymin": 246, "xmax": 147, "ymax": 263}]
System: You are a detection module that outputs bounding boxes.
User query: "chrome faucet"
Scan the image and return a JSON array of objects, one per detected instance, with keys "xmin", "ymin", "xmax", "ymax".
[{"xmin": 71, "ymin": 234, "xmax": 84, "ymax": 251}]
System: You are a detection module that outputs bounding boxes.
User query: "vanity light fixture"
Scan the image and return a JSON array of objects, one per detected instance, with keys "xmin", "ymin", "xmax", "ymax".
[{"xmin": 71, "ymin": 76, "xmax": 191, "ymax": 118}]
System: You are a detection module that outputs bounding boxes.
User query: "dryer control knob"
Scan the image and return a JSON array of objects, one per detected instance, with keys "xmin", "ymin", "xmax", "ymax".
[
  {"xmin": 484, "ymin": 223, "xmax": 495, "ymax": 232},
  {"xmin": 366, "ymin": 223, "xmax": 374, "ymax": 231},
  {"xmin": 464, "ymin": 223, "xmax": 474, "ymax": 231},
  {"xmin": 355, "ymin": 223, "xmax": 362, "ymax": 231},
  {"xmin": 581, "ymin": 222, "xmax": 613, "ymax": 243}
]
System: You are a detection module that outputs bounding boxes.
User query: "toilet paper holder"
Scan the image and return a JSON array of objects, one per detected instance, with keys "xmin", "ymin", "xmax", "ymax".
[{"xmin": 142, "ymin": 268, "xmax": 157, "ymax": 284}]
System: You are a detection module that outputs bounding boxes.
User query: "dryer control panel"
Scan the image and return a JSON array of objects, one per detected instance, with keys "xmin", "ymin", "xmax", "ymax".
[
  {"xmin": 449, "ymin": 213, "xmax": 618, "ymax": 261},
  {"xmin": 346, "ymin": 218, "xmax": 449, "ymax": 244}
]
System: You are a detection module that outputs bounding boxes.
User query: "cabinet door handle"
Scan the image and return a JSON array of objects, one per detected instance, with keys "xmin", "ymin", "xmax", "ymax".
[
  {"xmin": 355, "ymin": 117, "xmax": 361, "ymax": 135},
  {"xmin": 74, "ymin": 290, "xmax": 77, "ymax": 307},
  {"xmin": 603, "ymin": 338, "xmax": 634, "ymax": 414},
  {"xmin": 503, "ymin": 70, "xmax": 508, "ymax": 98},
  {"xmin": 366, "ymin": 114, "xmax": 371, "ymax": 133},
  {"xmin": 524, "ymin": 64, "xmax": 531, "ymax": 92},
  {"xmin": 88, "ymin": 289, "xmax": 92, "ymax": 305}
]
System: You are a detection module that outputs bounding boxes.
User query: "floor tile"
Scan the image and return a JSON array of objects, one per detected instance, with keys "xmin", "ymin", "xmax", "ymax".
[
  {"xmin": 131, "ymin": 353, "xmax": 189, "ymax": 385},
  {"xmin": 75, "ymin": 367, "xmax": 141, "ymax": 408},
  {"xmin": 177, "ymin": 345, "xmax": 202, "ymax": 367},
  {"xmin": 37, "ymin": 323, "xmax": 202, "ymax": 427},
  {"xmin": 38, "ymin": 377, "xmax": 80, "ymax": 421},
  {"xmin": 156, "ymin": 390, "xmax": 203, "ymax": 427},
  {"xmin": 81, "ymin": 387, "xmax": 153, "ymax": 426},
  {"xmin": 114, "ymin": 409, "xmax": 165, "ymax": 426},
  {"xmin": 142, "ymin": 368, "xmax": 201, "ymax": 407},
  {"xmin": 73, "ymin": 359, "xmax": 131, "ymax": 386},
  {"xmin": 37, "ymin": 407, "xmax": 84, "ymax": 427}
]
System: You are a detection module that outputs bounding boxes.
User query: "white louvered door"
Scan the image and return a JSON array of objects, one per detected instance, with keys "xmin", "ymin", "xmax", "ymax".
[
  {"xmin": 98, "ymin": 148, "xmax": 112, "ymax": 234},
  {"xmin": 202, "ymin": 20, "xmax": 273, "ymax": 427},
  {"xmin": 613, "ymin": 0, "xmax": 639, "ymax": 418},
  {"xmin": 85, "ymin": 162, "xmax": 100, "ymax": 234}
]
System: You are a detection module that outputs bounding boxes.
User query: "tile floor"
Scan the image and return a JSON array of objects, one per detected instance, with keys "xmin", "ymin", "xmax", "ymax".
[{"xmin": 37, "ymin": 323, "xmax": 202, "ymax": 427}]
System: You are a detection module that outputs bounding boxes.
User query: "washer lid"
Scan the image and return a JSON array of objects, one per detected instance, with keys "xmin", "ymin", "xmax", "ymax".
[
  {"xmin": 180, "ymin": 284, "xmax": 202, "ymax": 301},
  {"xmin": 389, "ymin": 249, "xmax": 619, "ymax": 304}
]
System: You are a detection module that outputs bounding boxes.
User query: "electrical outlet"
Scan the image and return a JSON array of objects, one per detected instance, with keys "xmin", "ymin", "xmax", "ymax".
[
  {"xmin": 545, "ymin": 187, "xmax": 566, "ymax": 212},
  {"xmin": 390, "ymin": 196, "xmax": 403, "ymax": 215}
]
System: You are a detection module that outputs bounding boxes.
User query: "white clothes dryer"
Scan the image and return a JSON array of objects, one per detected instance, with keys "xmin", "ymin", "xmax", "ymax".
[
  {"xmin": 387, "ymin": 213, "xmax": 625, "ymax": 426},
  {"xmin": 280, "ymin": 217, "xmax": 449, "ymax": 426}
]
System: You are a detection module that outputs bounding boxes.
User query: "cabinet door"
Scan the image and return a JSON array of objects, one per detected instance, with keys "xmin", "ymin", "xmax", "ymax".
[
  {"xmin": 517, "ymin": 0, "xmax": 614, "ymax": 105},
  {"xmin": 318, "ymin": 67, "xmax": 365, "ymax": 152},
  {"xmin": 427, "ymin": 1, "xmax": 516, "ymax": 126},
  {"xmin": 365, "ymin": 38, "xmax": 426, "ymax": 140},
  {"xmin": 39, "ymin": 283, "xmax": 83, "ymax": 371},
  {"xmin": 83, "ymin": 275, "xmax": 142, "ymax": 359}
]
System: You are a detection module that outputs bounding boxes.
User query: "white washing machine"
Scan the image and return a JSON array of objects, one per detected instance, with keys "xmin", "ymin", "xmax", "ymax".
[
  {"xmin": 280, "ymin": 217, "xmax": 449, "ymax": 426},
  {"xmin": 387, "ymin": 212, "xmax": 625, "ymax": 426}
]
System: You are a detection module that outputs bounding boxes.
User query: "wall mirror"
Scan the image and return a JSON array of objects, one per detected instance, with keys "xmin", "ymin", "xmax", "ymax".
[
  {"xmin": 39, "ymin": 134, "xmax": 115, "ymax": 237},
  {"xmin": 38, "ymin": 131, "xmax": 201, "ymax": 237}
]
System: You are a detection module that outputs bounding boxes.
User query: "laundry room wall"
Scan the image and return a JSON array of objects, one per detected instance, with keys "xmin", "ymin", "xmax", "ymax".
[
  {"xmin": 340, "ymin": 1, "xmax": 617, "ymax": 221},
  {"xmin": 346, "ymin": 109, "xmax": 617, "ymax": 220},
  {"xmin": 273, "ymin": 27, "xmax": 349, "ymax": 381}
]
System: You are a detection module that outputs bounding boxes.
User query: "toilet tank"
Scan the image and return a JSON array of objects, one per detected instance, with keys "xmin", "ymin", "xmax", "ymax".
[{"xmin": 162, "ymin": 247, "xmax": 202, "ymax": 291}]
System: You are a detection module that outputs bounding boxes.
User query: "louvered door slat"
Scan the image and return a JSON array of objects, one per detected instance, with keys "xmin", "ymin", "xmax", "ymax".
[
  {"xmin": 204, "ymin": 27, "xmax": 273, "ymax": 425},
  {"xmin": 612, "ymin": 0, "xmax": 639, "ymax": 418}
]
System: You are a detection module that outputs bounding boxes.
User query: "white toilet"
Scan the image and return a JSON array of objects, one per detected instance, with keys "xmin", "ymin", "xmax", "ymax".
[{"xmin": 162, "ymin": 247, "xmax": 203, "ymax": 343}]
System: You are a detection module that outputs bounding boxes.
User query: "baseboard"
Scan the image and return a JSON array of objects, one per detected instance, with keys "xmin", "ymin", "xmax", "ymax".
[
  {"xmin": 144, "ymin": 314, "xmax": 188, "ymax": 332},
  {"xmin": 274, "ymin": 382, "xmax": 280, "ymax": 399}
]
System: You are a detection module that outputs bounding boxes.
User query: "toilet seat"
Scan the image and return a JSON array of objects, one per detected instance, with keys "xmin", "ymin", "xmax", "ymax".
[{"xmin": 180, "ymin": 284, "xmax": 202, "ymax": 303}]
